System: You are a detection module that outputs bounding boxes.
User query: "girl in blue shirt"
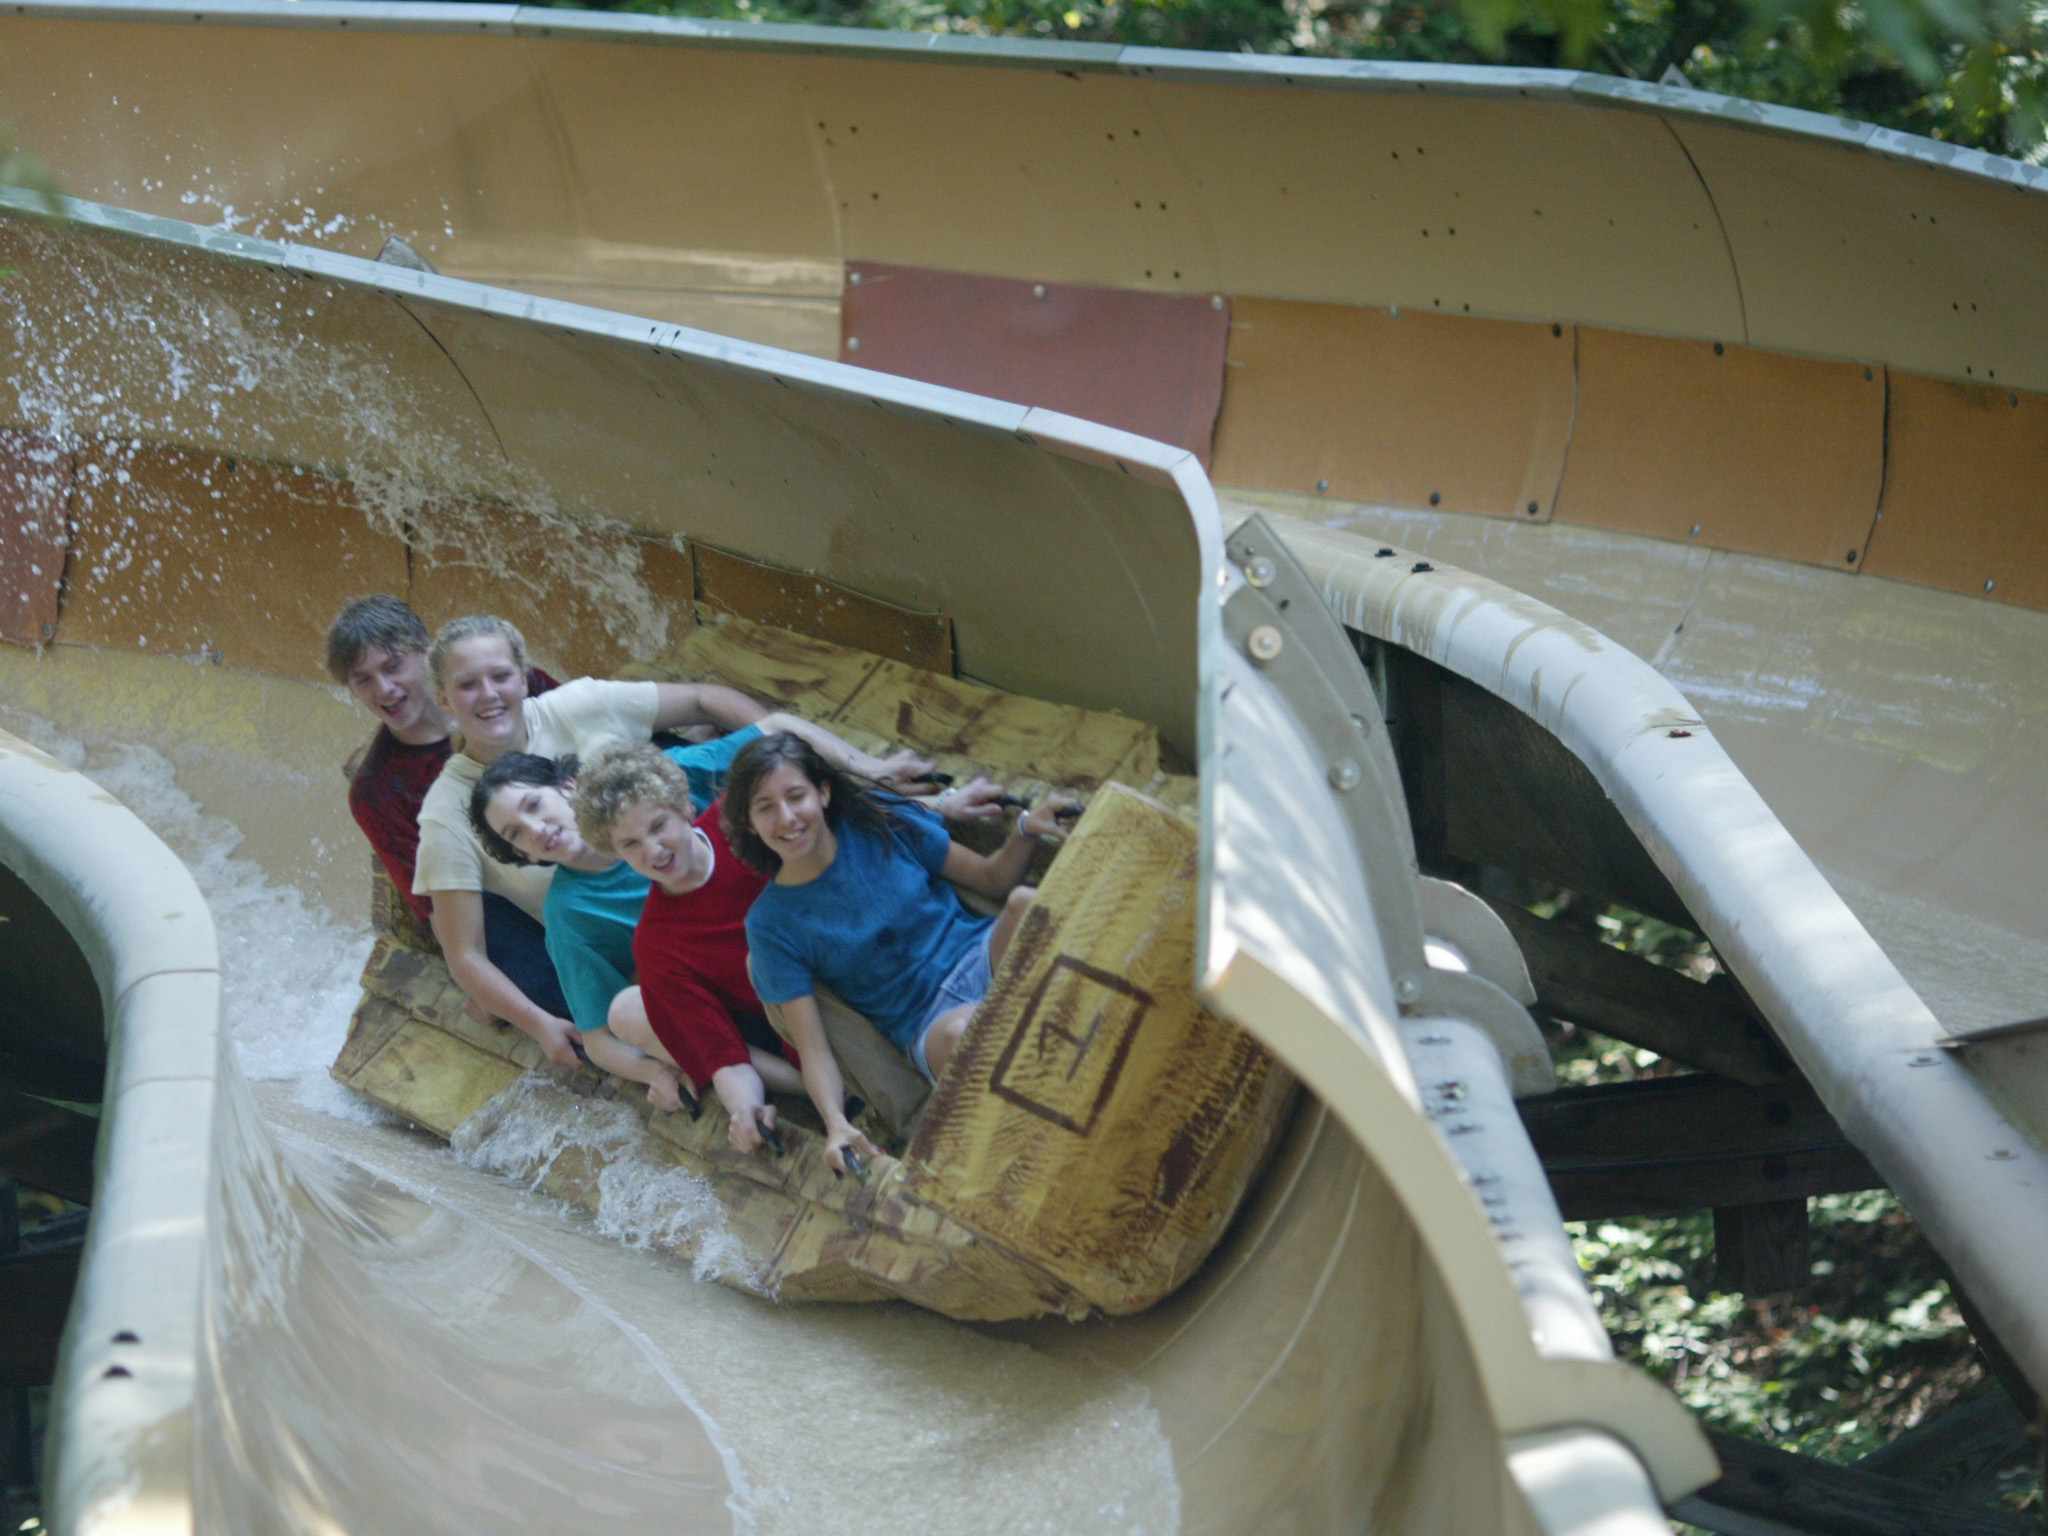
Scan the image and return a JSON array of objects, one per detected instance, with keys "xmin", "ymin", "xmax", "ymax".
[
  {"xmin": 469, "ymin": 720, "xmax": 935, "ymax": 1129},
  {"xmin": 726, "ymin": 732, "xmax": 1076, "ymax": 1175}
]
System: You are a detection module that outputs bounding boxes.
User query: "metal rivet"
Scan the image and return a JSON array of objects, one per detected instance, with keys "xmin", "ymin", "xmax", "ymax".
[
  {"xmin": 1908, "ymin": 1054, "xmax": 1940, "ymax": 1067},
  {"xmin": 1247, "ymin": 625, "xmax": 1284, "ymax": 663},
  {"xmin": 1244, "ymin": 556, "xmax": 1276, "ymax": 588},
  {"xmin": 1526, "ymin": 501, "xmax": 1540, "ymax": 516},
  {"xmin": 1329, "ymin": 759, "xmax": 1361, "ymax": 791},
  {"xmin": 1211, "ymin": 294, "xmax": 1224, "ymax": 310},
  {"xmin": 1397, "ymin": 976, "xmax": 1422, "ymax": 1003},
  {"xmin": 1713, "ymin": 342, "xmax": 1724, "ymax": 355},
  {"xmin": 112, "ymin": 1330, "xmax": 140, "ymax": 1344},
  {"xmin": 39, "ymin": 620, "xmax": 54, "ymax": 639},
  {"xmin": 1846, "ymin": 550, "xmax": 1858, "ymax": 563},
  {"xmin": 846, "ymin": 336, "xmax": 860, "ymax": 352},
  {"xmin": 1428, "ymin": 491, "xmax": 1441, "ymax": 505},
  {"xmin": 848, "ymin": 270, "xmax": 862, "ymax": 285},
  {"xmin": 1316, "ymin": 478, "xmax": 1329, "ymax": 492},
  {"xmin": 1689, "ymin": 524, "xmax": 1701, "ymax": 537},
  {"xmin": 1350, "ymin": 712, "xmax": 1372, "ymax": 736},
  {"xmin": 1984, "ymin": 579, "xmax": 1996, "ymax": 593},
  {"xmin": 1032, "ymin": 283, "xmax": 1045, "ymax": 298},
  {"xmin": 1989, "ymin": 1148, "xmax": 2019, "ymax": 1160}
]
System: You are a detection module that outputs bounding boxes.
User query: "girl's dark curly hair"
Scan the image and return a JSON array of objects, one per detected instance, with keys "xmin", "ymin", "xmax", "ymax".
[
  {"xmin": 469, "ymin": 751, "xmax": 580, "ymax": 867},
  {"xmin": 721, "ymin": 731, "xmax": 899, "ymax": 875}
]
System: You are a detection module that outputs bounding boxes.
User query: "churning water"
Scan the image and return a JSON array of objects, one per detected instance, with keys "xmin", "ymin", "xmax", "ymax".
[{"xmin": 6, "ymin": 705, "xmax": 1182, "ymax": 1534}]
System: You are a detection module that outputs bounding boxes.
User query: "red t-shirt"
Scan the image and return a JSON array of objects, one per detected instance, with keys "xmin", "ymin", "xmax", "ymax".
[
  {"xmin": 347, "ymin": 667, "xmax": 557, "ymax": 925},
  {"xmin": 633, "ymin": 801, "xmax": 783, "ymax": 1087}
]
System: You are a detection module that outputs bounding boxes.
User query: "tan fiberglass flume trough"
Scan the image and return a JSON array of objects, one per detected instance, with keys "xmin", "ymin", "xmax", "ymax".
[
  {"xmin": 0, "ymin": 198, "xmax": 1711, "ymax": 1533},
  {"xmin": 0, "ymin": 8, "xmax": 2045, "ymax": 1533}
]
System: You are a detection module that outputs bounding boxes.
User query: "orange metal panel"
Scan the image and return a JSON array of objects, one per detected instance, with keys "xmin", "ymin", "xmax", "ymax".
[
  {"xmin": 1861, "ymin": 373, "xmax": 2048, "ymax": 609},
  {"xmin": 59, "ymin": 443, "xmax": 407, "ymax": 680},
  {"xmin": 408, "ymin": 504, "xmax": 695, "ymax": 682},
  {"xmin": 1210, "ymin": 299, "xmax": 1575, "ymax": 522},
  {"xmin": 692, "ymin": 542, "xmax": 953, "ymax": 675},
  {"xmin": 0, "ymin": 432, "xmax": 71, "ymax": 648},
  {"xmin": 1553, "ymin": 329, "xmax": 1883, "ymax": 570},
  {"xmin": 840, "ymin": 261, "xmax": 1229, "ymax": 463}
]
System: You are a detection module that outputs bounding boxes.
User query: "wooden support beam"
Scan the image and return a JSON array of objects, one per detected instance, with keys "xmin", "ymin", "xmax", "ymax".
[
  {"xmin": 1518, "ymin": 1074, "xmax": 1881, "ymax": 1220},
  {"xmin": 1676, "ymin": 1431, "xmax": 2036, "ymax": 1536},
  {"xmin": 1487, "ymin": 899, "xmax": 1793, "ymax": 1085},
  {"xmin": 1855, "ymin": 1390, "xmax": 2038, "ymax": 1501},
  {"xmin": 1713, "ymin": 1198, "xmax": 1811, "ymax": 1295},
  {"xmin": 0, "ymin": 1090, "xmax": 97, "ymax": 1205}
]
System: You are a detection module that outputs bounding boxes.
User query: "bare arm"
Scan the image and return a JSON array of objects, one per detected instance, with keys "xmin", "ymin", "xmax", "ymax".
[
  {"xmin": 938, "ymin": 797, "xmax": 1078, "ymax": 901},
  {"xmin": 428, "ymin": 888, "xmax": 581, "ymax": 1067},
  {"xmin": 776, "ymin": 994, "xmax": 878, "ymax": 1174},
  {"xmin": 650, "ymin": 682, "xmax": 766, "ymax": 734},
  {"xmin": 581, "ymin": 1026, "xmax": 686, "ymax": 1114},
  {"xmin": 756, "ymin": 711, "xmax": 933, "ymax": 790}
]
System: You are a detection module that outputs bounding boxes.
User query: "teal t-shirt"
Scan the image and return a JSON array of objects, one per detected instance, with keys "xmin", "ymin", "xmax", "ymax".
[{"xmin": 542, "ymin": 726, "xmax": 763, "ymax": 1031}]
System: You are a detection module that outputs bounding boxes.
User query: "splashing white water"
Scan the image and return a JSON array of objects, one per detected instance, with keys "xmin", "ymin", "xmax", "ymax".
[
  {"xmin": 450, "ymin": 1075, "xmax": 750, "ymax": 1283},
  {"xmin": 0, "ymin": 218, "xmax": 677, "ymax": 668},
  {"xmin": 1, "ymin": 708, "xmax": 385, "ymax": 1124}
]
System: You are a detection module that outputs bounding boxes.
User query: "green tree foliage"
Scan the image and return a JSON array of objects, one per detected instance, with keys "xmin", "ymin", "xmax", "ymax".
[
  {"xmin": 542, "ymin": 0, "xmax": 2048, "ymax": 156},
  {"xmin": 1534, "ymin": 893, "xmax": 2041, "ymax": 1517}
]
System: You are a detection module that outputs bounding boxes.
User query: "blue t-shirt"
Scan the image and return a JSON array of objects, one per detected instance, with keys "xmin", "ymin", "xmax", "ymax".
[
  {"xmin": 746, "ymin": 799, "xmax": 993, "ymax": 1051},
  {"xmin": 542, "ymin": 727, "xmax": 763, "ymax": 1031}
]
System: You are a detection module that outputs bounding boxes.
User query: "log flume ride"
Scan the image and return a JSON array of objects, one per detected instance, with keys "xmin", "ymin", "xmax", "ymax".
[{"xmin": 0, "ymin": 7, "xmax": 2043, "ymax": 1533}]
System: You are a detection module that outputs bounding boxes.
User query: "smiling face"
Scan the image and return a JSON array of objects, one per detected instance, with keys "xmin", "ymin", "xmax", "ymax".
[
  {"xmin": 483, "ymin": 779, "xmax": 588, "ymax": 866},
  {"xmin": 747, "ymin": 760, "xmax": 832, "ymax": 874},
  {"xmin": 438, "ymin": 636, "xmax": 529, "ymax": 760},
  {"xmin": 344, "ymin": 643, "xmax": 445, "ymax": 744},
  {"xmin": 608, "ymin": 798, "xmax": 709, "ymax": 894}
]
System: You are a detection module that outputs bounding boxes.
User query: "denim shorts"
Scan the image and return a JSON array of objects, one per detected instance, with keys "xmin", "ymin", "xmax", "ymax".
[{"xmin": 909, "ymin": 932, "xmax": 993, "ymax": 1081}]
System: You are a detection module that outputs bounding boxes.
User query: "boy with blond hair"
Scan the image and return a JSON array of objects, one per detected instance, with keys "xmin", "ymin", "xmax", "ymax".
[{"xmin": 573, "ymin": 744, "xmax": 792, "ymax": 1150}]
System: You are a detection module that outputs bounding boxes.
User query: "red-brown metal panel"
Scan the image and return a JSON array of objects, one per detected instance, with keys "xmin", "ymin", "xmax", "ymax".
[
  {"xmin": 0, "ymin": 432, "xmax": 71, "ymax": 649},
  {"xmin": 841, "ymin": 262, "xmax": 1229, "ymax": 464}
]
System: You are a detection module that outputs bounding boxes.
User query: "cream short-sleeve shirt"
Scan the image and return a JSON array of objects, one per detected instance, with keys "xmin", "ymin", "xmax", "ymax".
[{"xmin": 412, "ymin": 679, "xmax": 661, "ymax": 921}]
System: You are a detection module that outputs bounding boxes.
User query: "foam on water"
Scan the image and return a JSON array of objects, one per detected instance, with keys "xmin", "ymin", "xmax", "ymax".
[
  {"xmin": 2, "ymin": 707, "xmax": 386, "ymax": 1123},
  {"xmin": 451, "ymin": 1075, "xmax": 751, "ymax": 1283}
]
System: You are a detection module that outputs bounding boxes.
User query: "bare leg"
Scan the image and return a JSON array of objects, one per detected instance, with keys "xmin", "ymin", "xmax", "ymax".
[
  {"xmin": 710, "ymin": 1063, "xmax": 772, "ymax": 1152},
  {"xmin": 988, "ymin": 884, "xmax": 1036, "ymax": 970},
  {"xmin": 749, "ymin": 1045, "xmax": 805, "ymax": 1095},
  {"xmin": 607, "ymin": 986, "xmax": 699, "ymax": 1088},
  {"xmin": 920, "ymin": 1004, "xmax": 975, "ymax": 1080}
]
